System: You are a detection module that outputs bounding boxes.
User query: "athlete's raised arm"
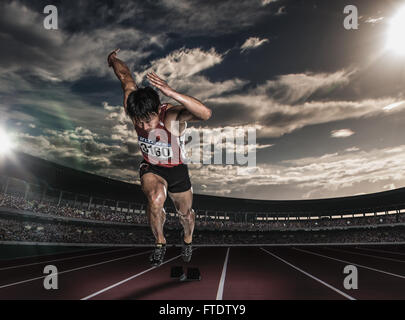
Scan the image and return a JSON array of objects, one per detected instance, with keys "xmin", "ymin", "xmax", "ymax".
[
  {"xmin": 107, "ymin": 49, "xmax": 138, "ymax": 112},
  {"xmin": 146, "ymin": 72, "xmax": 212, "ymax": 123}
]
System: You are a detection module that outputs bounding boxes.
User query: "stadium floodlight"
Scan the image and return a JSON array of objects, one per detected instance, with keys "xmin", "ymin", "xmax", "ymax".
[
  {"xmin": 0, "ymin": 128, "xmax": 12, "ymax": 155},
  {"xmin": 387, "ymin": 6, "xmax": 405, "ymax": 55}
]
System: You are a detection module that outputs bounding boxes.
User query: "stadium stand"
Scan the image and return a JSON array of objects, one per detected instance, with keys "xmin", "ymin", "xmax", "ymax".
[{"xmin": 1, "ymin": 151, "xmax": 405, "ymax": 245}]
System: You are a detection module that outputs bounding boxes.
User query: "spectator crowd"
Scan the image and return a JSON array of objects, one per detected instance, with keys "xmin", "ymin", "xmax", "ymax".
[
  {"xmin": 1, "ymin": 216, "xmax": 405, "ymax": 245},
  {"xmin": 1, "ymin": 193, "xmax": 405, "ymax": 233}
]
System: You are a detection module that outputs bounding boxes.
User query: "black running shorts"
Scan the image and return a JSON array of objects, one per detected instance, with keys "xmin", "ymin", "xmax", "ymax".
[{"xmin": 139, "ymin": 160, "xmax": 192, "ymax": 193}]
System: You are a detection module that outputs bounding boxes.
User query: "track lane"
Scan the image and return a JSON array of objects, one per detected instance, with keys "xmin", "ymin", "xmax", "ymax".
[
  {"xmin": 0, "ymin": 247, "xmax": 134, "ymax": 271},
  {"xmin": 288, "ymin": 247, "xmax": 405, "ymax": 299},
  {"xmin": 222, "ymin": 247, "xmax": 346, "ymax": 300},
  {"xmin": 0, "ymin": 247, "xmax": 168, "ymax": 299},
  {"xmin": 307, "ymin": 246, "xmax": 405, "ymax": 278},
  {"xmin": 0, "ymin": 247, "xmax": 149, "ymax": 288},
  {"xmin": 87, "ymin": 247, "xmax": 227, "ymax": 300},
  {"xmin": 355, "ymin": 246, "xmax": 405, "ymax": 257},
  {"xmin": 0, "ymin": 247, "xmax": 115, "ymax": 268}
]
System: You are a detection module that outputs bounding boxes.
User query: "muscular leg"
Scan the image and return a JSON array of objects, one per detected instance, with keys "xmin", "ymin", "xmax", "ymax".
[
  {"xmin": 168, "ymin": 187, "xmax": 195, "ymax": 244},
  {"xmin": 141, "ymin": 172, "xmax": 168, "ymax": 244}
]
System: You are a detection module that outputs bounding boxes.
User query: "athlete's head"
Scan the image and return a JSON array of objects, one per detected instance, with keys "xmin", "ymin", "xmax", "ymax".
[{"xmin": 126, "ymin": 86, "xmax": 161, "ymax": 132}]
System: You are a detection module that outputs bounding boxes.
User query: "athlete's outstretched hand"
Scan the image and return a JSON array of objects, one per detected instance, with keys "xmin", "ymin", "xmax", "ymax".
[
  {"xmin": 107, "ymin": 48, "xmax": 120, "ymax": 67},
  {"xmin": 146, "ymin": 72, "xmax": 176, "ymax": 97}
]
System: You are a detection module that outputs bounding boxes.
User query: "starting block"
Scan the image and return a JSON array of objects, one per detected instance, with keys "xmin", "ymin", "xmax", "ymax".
[
  {"xmin": 186, "ymin": 267, "xmax": 201, "ymax": 281},
  {"xmin": 170, "ymin": 266, "xmax": 201, "ymax": 281},
  {"xmin": 170, "ymin": 266, "xmax": 184, "ymax": 278}
]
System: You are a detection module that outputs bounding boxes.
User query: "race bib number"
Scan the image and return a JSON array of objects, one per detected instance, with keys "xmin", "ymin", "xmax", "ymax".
[{"xmin": 138, "ymin": 137, "xmax": 173, "ymax": 159}]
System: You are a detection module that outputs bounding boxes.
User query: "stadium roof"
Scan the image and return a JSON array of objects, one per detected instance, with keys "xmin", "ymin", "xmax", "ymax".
[{"xmin": 1, "ymin": 151, "xmax": 405, "ymax": 216}]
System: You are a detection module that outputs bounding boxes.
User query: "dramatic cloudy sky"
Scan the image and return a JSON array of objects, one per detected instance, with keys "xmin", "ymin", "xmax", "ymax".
[{"xmin": 1, "ymin": 0, "xmax": 405, "ymax": 200}]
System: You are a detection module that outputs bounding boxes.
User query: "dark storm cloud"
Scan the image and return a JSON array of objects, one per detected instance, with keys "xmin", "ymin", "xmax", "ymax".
[
  {"xmin": 204, "ymin": 102, "xmax": 256, "ymax": 127},
  {"xmin": 261, "ymin": 111, "xmax": 312, "ymax": 128},
  {"xmin": 8, "ymin": 105, "xmax": 74, "ymax": 131},
  {"xmin": 0, "ymin": 2, "xmax": 67, "ymax": 74},
  {"xmin": 261, "ymin": 78, "xmax": 351, "ymax": 106},
  {"xmin": 69, "ymin": 77, "xmax": 122, "ymax": 106},
  {"xmin": 108, "ymin": 152, "xmax": 143, "ymax": 172},
  {"xmin": 125, "ymin": 141, "xmax": 140, "ymax": 154},
  {"xmin": 14, "ymin": 0, "xmax": 283, "ymax": 36},
  {"xmin": 0, "ymin": 1, "xmax": 165, "ymax": 83},
  {"xmin": 80, "ymin": 140, "xmax": 108, "ymax": 155},
  {"xmin": 15, "ymin": 127, "xmax": 118, "ymax": 174},
  {"xmin": 49, "ymin": 153, "xmax": 108, "ymax": 172}
]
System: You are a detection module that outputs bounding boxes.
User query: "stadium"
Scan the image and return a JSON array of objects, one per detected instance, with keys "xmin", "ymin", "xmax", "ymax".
[{"xmin": 1, "ymin": 151, "xmax": 405, "ymax": 300}]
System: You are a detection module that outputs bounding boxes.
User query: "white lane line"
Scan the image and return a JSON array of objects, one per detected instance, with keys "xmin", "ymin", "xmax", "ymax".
[
  {"xmin": 81, "ymin": 247, "xmax": 199, "ymax": 300},
  {"xmin": 0, "ymin": 250, "xmax": 152, "ymax": 290},
  {"xmin": 260, "ymin": 248, "xmax": 355, "ymax": 300},
  {"xmin": 0, "ymin": 247, "xmax": 134, "ymax": 271},
  {"xmin": 294, "ymin": 247, "xmax": 405, "ymax": 280},
  {"xmin": 216, "ymin": 247, "xmax": 230, "ymax": 300},
  {"xmin": 325, "ymin": 247, "xmax": 405, "ymax": 263},
  {"xmin": 82, "ymin": 255, "xmax": 181, "ymax": 300},
  {"xmin": 355, "ymin": 247, "xmax": 405, "ymax": 257}
]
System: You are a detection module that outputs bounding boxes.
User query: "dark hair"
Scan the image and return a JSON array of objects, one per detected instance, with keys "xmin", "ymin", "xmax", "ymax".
[{"xmin": 126, "ymin": 86, "xmax": 161, "ymax": 121}]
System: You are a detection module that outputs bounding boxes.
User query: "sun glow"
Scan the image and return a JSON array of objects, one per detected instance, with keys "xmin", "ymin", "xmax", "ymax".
[
  {"xmin": 0, "ymin": 128, "xmax": 12, "ymax": 155},
  {"xmin": 387, "ymin": 7, "xmax": 405, "ymax": 55}
]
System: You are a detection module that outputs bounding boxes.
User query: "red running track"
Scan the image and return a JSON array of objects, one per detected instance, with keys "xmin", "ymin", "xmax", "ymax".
[{"xmin": 0, "ymin": 245, "xmax": 404, "ymax": 300}]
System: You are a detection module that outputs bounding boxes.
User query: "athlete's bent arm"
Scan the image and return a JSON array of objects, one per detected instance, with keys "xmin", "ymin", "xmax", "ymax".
[
  {"xmin": 107, "ymin": 49, "xmax": 138, "ymax": 112},
  {"xmin": 146, "ymin": 72, "xmax": 212, "ymax": 122}
]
